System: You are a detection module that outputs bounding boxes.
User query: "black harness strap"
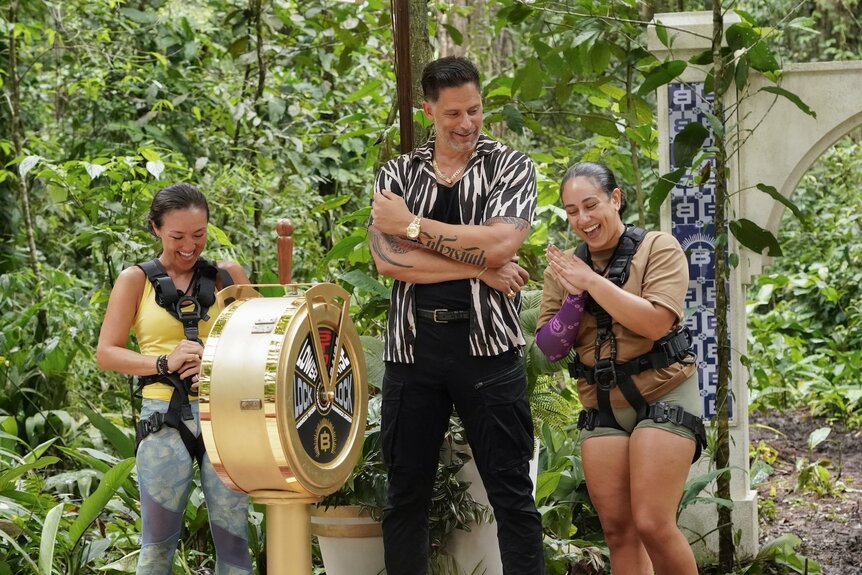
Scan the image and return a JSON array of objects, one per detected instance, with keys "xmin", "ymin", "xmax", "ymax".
[
  {"xmin": 132, "ymin": 257, "xmax": 233, "ymax": 464},
  {"xmin": 134, "ymin": 373, "xmax": 206, "ymax": 466},
  {"xmin": 569, "ymin": 226, "xmax": 706, "ymax": 462},
  {"xmin": 137, "ymin": 258, "xmax": 231, "ymax": 344}
]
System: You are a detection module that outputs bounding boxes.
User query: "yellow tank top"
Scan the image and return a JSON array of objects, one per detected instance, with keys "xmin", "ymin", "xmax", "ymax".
[{"xmin": 134, "ymin": 278, "xmax": 218, "ymax": 401}]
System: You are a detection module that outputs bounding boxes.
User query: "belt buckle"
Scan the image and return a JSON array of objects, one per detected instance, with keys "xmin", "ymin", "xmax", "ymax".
[{"xmin": 432, "ymin": 309, "xmax": 448, "ymax": 324}]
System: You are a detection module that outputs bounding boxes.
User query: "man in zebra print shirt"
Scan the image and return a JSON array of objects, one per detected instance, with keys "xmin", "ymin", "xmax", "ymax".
[{"xmin": 369, "ymin": 56, "xmax": 543, "ymax": 575}]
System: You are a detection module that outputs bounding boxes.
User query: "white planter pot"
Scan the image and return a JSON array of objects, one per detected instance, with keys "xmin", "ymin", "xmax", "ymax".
[{"xmin": 310, "ymin": 505, "xmax": 385, "ymax": 575}]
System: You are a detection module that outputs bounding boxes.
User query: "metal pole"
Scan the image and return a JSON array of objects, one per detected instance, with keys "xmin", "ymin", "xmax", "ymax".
[{"xmin": 252, "ymin": 491, "xmax": 318, "ymax": 574}]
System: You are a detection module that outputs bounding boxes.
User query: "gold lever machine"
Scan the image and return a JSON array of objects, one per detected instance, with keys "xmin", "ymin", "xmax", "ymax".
[{"xmin": 198, "ymin": 220, "xmax": 368, "ymax": 573}]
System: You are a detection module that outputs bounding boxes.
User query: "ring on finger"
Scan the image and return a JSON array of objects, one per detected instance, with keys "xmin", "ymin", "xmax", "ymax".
[{"xmin": 506, "ymin": 290, "xmax": 516, "ymax": 299}]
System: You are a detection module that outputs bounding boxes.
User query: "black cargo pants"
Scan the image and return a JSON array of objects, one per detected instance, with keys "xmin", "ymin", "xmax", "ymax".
[{"xmin": 381, "ymin": 316, "xmax": 544, "ymax": 575}]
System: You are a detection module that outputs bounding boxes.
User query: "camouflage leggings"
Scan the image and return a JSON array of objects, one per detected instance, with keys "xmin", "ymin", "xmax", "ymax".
[{"xmin": 136, "ymin": 399, "xmax": 252, "ymax": 575}]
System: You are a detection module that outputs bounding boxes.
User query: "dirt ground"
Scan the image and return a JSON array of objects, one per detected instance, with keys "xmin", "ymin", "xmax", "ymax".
[{"xmin": 749, "ymin": 409, "xmax": 862, "ymax": 574}]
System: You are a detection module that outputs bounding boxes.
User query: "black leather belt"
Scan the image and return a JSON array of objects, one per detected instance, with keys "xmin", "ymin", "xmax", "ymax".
[{"xmin": 416, "ymin": 308, "xmax": 470, "ymax": 323}]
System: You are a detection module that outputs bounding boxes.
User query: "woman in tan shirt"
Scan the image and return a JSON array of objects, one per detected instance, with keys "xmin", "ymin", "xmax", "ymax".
[{"xmin": 536, "ymin": 162, "xmax": 703, "ymax": 575}]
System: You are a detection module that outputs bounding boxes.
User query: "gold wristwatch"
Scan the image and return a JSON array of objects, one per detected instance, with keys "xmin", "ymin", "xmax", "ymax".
[{"xmin": 406, "ymin": 215, "xmax": 421, "ymax": 239}]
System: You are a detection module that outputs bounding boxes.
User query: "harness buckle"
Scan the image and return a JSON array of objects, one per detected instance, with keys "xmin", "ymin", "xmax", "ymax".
[
  {"xmin": 651, "ymin": 402, "xmax": 684, "ymax": 425},
  {"xmin": 175, "ymin": 295, "xmax": 203, "ymax": 342},
  {"xmin": 577, "ymin": 409, "xmax": 598, "ymax": 431},
  {"xmin": 593, "ymin": 358, "xmax": 617, "ymax": 391},
  {"xmin": 175, "ymin": 294, "xmax": 202, "ymax": 319},
  {"xmin": 140, "ymin": 412, "xmax": 164, "ymax": 436},
  {"xmin": 659, "ymin": 328, "xmax": 693, "ymax": 362}
]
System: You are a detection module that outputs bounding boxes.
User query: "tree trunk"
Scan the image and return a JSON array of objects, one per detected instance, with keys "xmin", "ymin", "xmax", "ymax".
[
  {"xmin": 624, "ymin": 44, "xmax": 645, "ymax": 227},
  {"xmin": 435, "ymin": 1, "xmax": 511, "ymax": 77},
  {"xmin": 711, "ymin": 0, "xmax": 734, "ymax": 570},
  {"xmin": 250, "ymin": 0, "xmax": 267, "ymax": 281},
  {"xmin": 7, "ymin": 0, "xmax": 47, "ymax": 334},
  {"xmin": 226, "ymin": 0, "xmax": 267, "ymax": 280},
  {"xmin": 408, "ymin": 0, "xmax": 431, "ymax": 148},
  {"xmin": 434, "ymin": 1, "xmax": 512, "ymax": 141}
]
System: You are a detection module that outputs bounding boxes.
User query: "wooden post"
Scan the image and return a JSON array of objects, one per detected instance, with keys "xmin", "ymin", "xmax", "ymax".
[{"xmin": 277, "ymin": 219, "xmax": 294, "ymax": 285}]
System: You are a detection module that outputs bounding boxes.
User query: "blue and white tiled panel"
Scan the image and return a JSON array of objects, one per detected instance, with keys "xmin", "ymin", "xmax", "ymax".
[
  {"xmin": 668, "ymin": 83, "xmax": 716, "ymax": 164},
  {"xmin": 667, "ymin": 81, "xmax": 730, "ymax": 421},
  {"xmin": 683, "ymin": 276, "xmax": 733, "ymax": 421}
]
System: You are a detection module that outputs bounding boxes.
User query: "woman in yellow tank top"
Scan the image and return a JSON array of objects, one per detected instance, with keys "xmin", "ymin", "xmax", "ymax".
[{"xmin": 97, "ymin": 183, "xmax": 253, "ymax": 575}]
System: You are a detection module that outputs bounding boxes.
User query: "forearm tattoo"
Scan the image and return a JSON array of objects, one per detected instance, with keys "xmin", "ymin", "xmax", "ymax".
[
  {"xmin": 485, "ymin": 216, "xmax": 529, "ymax": 231},
  {"xmin": 418, "ymin": 232, "xmax": 487, "ymax": 267},
  {"xmin": 415, "ymin": 217, "xmax": 528, "ymax": 267},
  {"xmin": 370, "ymin": 229, "xmax": 417, "ymax": 269}
]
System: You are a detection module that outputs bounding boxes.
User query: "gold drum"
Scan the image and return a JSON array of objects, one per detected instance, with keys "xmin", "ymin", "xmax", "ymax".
[{"xmin": 198, "ymin": 283, "xmax": 368, "ymax": 497}]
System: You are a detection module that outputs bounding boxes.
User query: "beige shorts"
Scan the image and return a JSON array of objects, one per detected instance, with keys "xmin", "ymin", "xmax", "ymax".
[{"xmin": 578, "ymin": 372, "xmax": 702, "ymax": 443}]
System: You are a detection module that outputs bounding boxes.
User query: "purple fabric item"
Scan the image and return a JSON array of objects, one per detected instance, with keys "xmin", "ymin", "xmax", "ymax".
[{"xmin": 536, "ymin": 292, "xmax": 587, "ymax": 361}]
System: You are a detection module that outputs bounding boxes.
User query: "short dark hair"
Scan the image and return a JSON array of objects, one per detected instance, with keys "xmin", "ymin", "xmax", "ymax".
[
  {"xmin": 421, "ymin": 56, "xmax": 481, "ymax": 103},
  {"xmin": 560, "ymin": 162, "xmax": 627, "ymax": 216},
  {"xmin": 147, "ymin": 183, "xmax": 209, "ymax": 234}
]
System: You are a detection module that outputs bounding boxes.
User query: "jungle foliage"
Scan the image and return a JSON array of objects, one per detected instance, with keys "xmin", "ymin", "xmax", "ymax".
[
  {"xmin": 1, "ymin": 0, "xmax": 859, "ymax": 573},
  {"xmin": 747, "ymin": 135, "xmax": 862, "ymax": 429}
]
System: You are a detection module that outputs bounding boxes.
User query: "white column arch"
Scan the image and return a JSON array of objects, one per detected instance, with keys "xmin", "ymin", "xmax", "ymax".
[
  {"xmin": 649, "ymin": 12, "xmax": 862, "ymax": 564},
  {"xmin": 736, "ymin": 61, "xmax": 862, "ymax": 280}
]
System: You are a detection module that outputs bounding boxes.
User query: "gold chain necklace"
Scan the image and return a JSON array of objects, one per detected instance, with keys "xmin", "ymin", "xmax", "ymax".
[{"xmin": 432, "ymin": 151, "xmax": 476, "ymax": 185}]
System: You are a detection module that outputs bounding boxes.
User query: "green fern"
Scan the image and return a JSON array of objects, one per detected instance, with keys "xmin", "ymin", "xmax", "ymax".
[
  {"xmin": 528, "ymin": 374, "xmax": 577, "ymax": 432},
  {"xmin": 518, "ymin": 290, "xmax": 580, "ymax": 431}
]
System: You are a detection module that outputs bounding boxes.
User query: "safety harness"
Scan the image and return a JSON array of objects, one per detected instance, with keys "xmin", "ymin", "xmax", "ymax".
[
  {"xmin": 131, "ymin": 257, "xmax": 233, "ymax": 465},
  {"xmin": 568, "ymin": 225, "xmax": 707, "ymax": 462}
]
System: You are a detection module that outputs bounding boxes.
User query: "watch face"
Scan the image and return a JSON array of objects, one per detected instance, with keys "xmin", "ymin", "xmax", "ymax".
[{"xmin": 407, "ymin": 218, "xmax": 420, "ymax": 239}]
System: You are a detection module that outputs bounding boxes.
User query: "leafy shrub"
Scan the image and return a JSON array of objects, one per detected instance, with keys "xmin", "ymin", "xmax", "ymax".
[{"xmin": 747, "ymin": 136, "xmax": 862, "ymax": 428}]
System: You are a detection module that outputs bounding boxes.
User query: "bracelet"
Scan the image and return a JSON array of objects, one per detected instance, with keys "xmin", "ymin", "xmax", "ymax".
[
  {"xmin": 474, "ymin": 266, "xmax": 487, "ymax": 279},
  {"xmin": 156, "ymin": 354, "xmax": 170, "ymax": 375}
]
